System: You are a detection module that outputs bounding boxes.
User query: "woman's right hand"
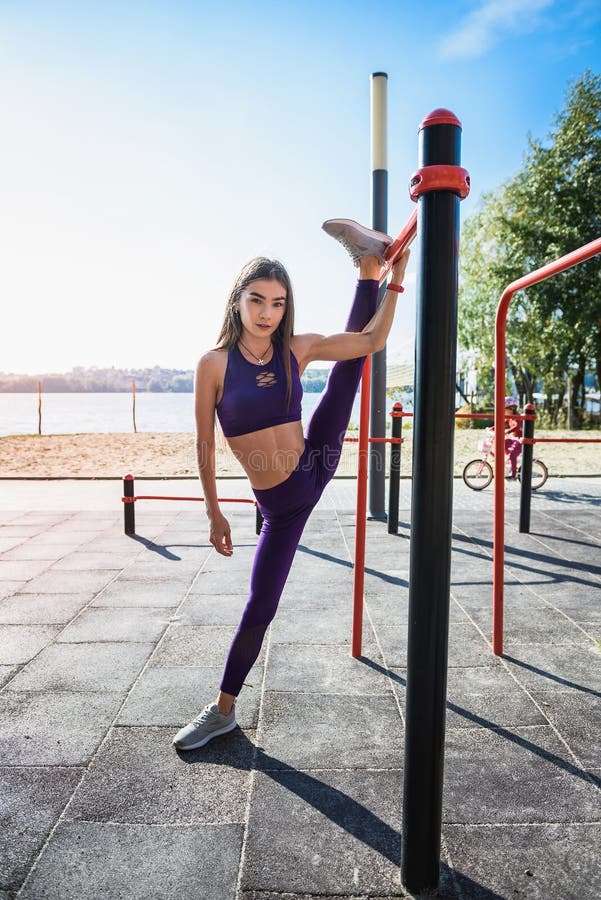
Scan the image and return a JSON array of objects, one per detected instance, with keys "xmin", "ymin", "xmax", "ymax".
[
  {"xmin": 390, "ymin": 248, "xmax": 410, "ymax": 286},
  {"xmin": 208, "ymin": 512, "xmax": 233, "ymax": 557}
]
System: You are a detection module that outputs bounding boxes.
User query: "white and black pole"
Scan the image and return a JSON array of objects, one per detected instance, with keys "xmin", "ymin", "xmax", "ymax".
[{"xmin": 369, "ymin": 71, "xmax": 389, "ymax": 519}]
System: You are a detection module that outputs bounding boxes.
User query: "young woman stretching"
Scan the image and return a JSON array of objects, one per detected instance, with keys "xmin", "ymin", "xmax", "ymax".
[{"xmin": 173, "ymin": 219, "xmax": 410, "ymax": 750}]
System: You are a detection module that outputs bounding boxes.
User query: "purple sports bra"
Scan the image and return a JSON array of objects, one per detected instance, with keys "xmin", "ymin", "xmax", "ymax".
[{"xmin": 215, "ymin": 342, "xmax": 303, "ymax": 438}]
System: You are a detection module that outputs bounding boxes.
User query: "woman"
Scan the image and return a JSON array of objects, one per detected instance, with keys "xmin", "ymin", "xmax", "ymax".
[{"xmin": 173, "ymin": 219, "xmax": 410, "ymax": 750}]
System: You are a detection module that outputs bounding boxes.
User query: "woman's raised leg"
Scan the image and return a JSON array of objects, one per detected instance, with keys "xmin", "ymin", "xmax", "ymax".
[{"xmin": 305, "ymin": 257, "xmax": 381, "ymax": 480}]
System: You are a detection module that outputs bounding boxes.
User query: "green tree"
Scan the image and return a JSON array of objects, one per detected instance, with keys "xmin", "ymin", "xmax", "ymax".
[{"xmin": 458, "ymin": 70, "xmax": 601, "ymax": 425}]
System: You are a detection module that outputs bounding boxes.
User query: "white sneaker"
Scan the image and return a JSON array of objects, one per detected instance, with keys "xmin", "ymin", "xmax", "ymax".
[
  {"xmin": 322, "ymin": 218, "xmax": 393, "ymax": 266},
  {"xmin": 172, "ymin": 702, "xmax": 238, "ymax": 750}
]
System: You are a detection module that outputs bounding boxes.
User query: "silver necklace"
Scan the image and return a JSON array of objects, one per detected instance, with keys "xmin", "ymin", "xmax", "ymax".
[{"xmin": 238, "ymin": 338, "xmax": 272, "ymax": 366}]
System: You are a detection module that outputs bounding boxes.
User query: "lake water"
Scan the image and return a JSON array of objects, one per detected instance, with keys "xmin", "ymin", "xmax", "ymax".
[{"xmin": 0, "ymin": 392, "xmax": 410, "ymax": 436}]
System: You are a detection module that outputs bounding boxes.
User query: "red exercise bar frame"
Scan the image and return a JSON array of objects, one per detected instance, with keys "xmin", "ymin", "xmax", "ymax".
[{"xmin": 493, "ymin": 236, "xmax": 601, "ymax": 655}]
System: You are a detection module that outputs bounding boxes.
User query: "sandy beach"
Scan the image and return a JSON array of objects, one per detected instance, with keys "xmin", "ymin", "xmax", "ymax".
[{"xmin": 0, "ymin": 429, "xmax": 599, "ymax": 478}]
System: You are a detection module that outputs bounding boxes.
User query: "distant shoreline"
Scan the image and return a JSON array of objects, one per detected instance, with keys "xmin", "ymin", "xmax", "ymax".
[{"xmin": 0, "ymin": 431, "xmax": 598, "ymax": 479}]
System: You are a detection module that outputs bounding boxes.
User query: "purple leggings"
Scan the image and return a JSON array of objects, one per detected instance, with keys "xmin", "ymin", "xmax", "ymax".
[{"xmin": 219, "ymin": 279, "xmax": 379, "ymax": 696}]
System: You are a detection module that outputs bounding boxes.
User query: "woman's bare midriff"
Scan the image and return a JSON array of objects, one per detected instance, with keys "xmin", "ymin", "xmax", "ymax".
[{"xmin": 226, "ymin": 420, "xmax": 305, "ymax": 490}]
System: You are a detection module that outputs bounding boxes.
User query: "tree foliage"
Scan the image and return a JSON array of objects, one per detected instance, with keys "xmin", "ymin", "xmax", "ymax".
[{"xmin": 458, "ymin": 70, "xmax": 601, "ymax": 425}]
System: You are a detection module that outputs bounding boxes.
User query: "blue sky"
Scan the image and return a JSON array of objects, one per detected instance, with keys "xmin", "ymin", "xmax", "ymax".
[{"xmin": 1, "ymin": 0, "xmax": 599, "ymax": 374}]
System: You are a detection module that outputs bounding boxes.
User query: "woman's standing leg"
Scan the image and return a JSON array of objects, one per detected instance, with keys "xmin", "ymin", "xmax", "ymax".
[{"xmin": 218, "ymin": 502, "xmax": 313, "ymax": 699}]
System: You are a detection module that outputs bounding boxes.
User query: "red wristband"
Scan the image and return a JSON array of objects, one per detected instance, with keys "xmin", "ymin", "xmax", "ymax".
[{"xmin": 387, "ymin": 282, "xmax": 404, "ymax": 293}]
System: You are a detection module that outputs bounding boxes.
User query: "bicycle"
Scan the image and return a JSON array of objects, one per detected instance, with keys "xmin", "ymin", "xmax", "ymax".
[{"xmin": 462, "ymin": 436, "xmax": 548, "ymax": 491}]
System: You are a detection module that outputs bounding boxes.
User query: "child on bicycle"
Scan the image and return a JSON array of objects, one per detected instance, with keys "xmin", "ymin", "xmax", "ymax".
[
  {"xmin": 503, "ymin": 397, "xmax": 522, "ymax": 478},
  {"xmin": 484, "ymin": 396, "xmax": 522, "ymax": 478}
]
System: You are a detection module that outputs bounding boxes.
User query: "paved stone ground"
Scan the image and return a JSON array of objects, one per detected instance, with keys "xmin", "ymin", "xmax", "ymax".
[{"xmin": 0, "ymin": 477, "xmax": 599, "ymax": 899}]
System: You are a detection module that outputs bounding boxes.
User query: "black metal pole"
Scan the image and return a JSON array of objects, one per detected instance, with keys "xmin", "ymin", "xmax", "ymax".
[
  {"xmin": 123, "ymin": 474, "xmax": 135, "ymax": 536},
  {"xmin": 369, "ymin": 72, "xmax": 388, "ymax": 520},
  {"xmin": 401, "ymin": 111, "xmax": 462, "ymax": 895},
  {"xmin": 519, "ymin": 403, "xmax": 535, "ymax": 534},
  {"xmin": 387, "ymin": 402, "xmax": 403, "ymax": 534}
]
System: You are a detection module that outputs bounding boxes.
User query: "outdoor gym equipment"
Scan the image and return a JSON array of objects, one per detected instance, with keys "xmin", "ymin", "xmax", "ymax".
[
  {"xmin": 493, "ymin": 237, "xmax": 601, "ymax": 656},
  {"xmin": 121, "ymin": 474, "xmax": 262, "ymax": 536}
]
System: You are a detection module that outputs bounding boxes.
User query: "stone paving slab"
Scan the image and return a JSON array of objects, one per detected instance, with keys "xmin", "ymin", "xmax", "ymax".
[
  {"xmin": 377, "ymin": 622, "xmax": 494, "ymax": 669},
  {"xmin": 276, "ymin": 581, "xmax": 353, "ymax": 609},
  {"xmin": 150, "ymin": 623, "xmax": 266, "ymax": 668},
  {"xmin": 90, "ymin": 578, "xmax": 187, "ymax": 607},
  {"xmin": 0, "ymin": 691, "xmax": 123, "ymax": 765},
  {"xmin": 0, "ymin": 665, "xmax": 19, "ymax": 688},
  {"xmin": 116, "ymin": 665, "xmax": 263, "ymax": 730},
  {"xmin": 56, "ymin": 607, "xmax": 172, "ymax": 643},
  {"xmin": 269, "ymin": 606, "xmax": 354, "ymax": 645},
  {"xmin": 501, "ymin": 642, "xmax": 601, "ymax": 692},
  {"xmin": 0, "ymin": 559, "xmax": 54, "ymax": 581},
  {"xmin": 0, "ymin": 624, "xmax": 61, "ymax": 665},
  {"xmin": 390, "ymin": 666, "xmax": 548, "ymax": 730},
  {"xmin": 0, "ymin": 581, "xmax": 27, "ymax": 600},
  {"xmin": 0, "ymin": 592, "xmax": 97, "ymax": 624},
  {"xmin": 20, "ymin": 569, "xmax": 121, "ymax": 594},
  {"xmin": 18, "ymin": 822, "xmax": 244, "ymax": 900},
  {"xmin": 256, "ymin": 692, "xmax": 403, "ymax": 770},
  {"xmin": 443, "ymin": 725, "xmax": 600, "ymax": 823},
  {"xmin": 467, "ymin": 604, "xmax": 589, "ymax": 644},
  {"xmin": 66, "ymin": 726, "xmax": 254, "ymax": 824},
  {"xmin": 50, "ymin": 551, "xmax": 138, "ymax": 570},
  {"xmin": 6, "ymin": 641, "xmax": 154, "ymax": 693},
  {"xmin": 444, "ymin": 823, "xmax": 601, "ymax": 900},
  {"xmin": 264, "ymin": 642, "xmax": 388, "ymax": 694},
  {"xmin": 0, "ymin": 766, "xmax": 84, "ymax": 893},
  {"xmin": 241, "ymin": 769, "xmax": 404, "ymax": 896},
  {"xmin": 1, "ymin": 542, "xmax": 82, "ymax": 560},
  {"xmin": 531, "ymin": 689, "xmax": 601, "ymax": 769},
  {"xmin": 370, "ymin": 594, "xmax": 469, "ymax": 626},
  {"xmin": 176, "ymin": 594, "xmax": 248, "ymax": 625},
  {"xmin": 115, "ymin": 564, "xmax": 200, "ymax": 583}
]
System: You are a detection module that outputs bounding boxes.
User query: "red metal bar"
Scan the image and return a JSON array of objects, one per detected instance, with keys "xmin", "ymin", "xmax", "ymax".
[
  {"xmin": 493, "ymin": 236, "xmax": 601, "ymax": 656},
  {"xmin": 352, "ymin": 356, "xmax": 371, "ymax": 658},
  {"xmin": 379, "ymin": 209, "xmax": 418, "ymax": 284},
  {"xmin": 522, "ymin": 437, "xmax": 601, "ymax": 444},
  {"xmin": 455, "ymin": 412, "xmax": 535, "ymax": 420}
]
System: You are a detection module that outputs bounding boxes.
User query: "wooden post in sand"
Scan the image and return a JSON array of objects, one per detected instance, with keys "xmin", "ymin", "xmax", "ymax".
[{"xmin": 132, "ymin": 380, "xmax": 137, "ymax": 433}]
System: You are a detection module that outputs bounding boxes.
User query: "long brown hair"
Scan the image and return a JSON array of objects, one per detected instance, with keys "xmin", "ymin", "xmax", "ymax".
[{"xmin": 214, "ymin": 257, "xmax": 296, "ymax": 404}]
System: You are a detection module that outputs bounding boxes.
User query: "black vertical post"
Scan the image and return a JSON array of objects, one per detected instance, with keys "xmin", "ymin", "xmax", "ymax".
[
  {"xmin": 387, "ymin": 402, "xmax": 403, "ymax": 534},
  {"xmin": 123, "ymin": 474, "xmax": 135, "ymax": 535},
  {"xmin": 519, "ymin": 403, "xmax": 535, "ymax": 534},
  {"xmin": 369, "ymin": 71, "xmax": 388, "ymax": 520},
  {"xmin": 255, "ymin": 505, "xmax": 263, "ymax": 536},
  {"xmin": 401, "ymin": 111, "xmax": 462, "ymax": 894}
]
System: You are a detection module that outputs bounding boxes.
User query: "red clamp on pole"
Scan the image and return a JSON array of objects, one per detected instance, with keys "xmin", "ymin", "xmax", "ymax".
[{"xmin": 409, "ymin": 165, "xmax": 470, "ymax": 202}]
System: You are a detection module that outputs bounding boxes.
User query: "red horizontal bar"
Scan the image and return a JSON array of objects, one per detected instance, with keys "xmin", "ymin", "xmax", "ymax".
[
  {"xmin": 522, "ymin": 438, "xmax": 601, "ymax": 444},
  {"xmin": 503, "ymin": 237, "xmax": 601, "ymax": 297},
  {"xmin": 454, "ymin": 413, "xmax": 536, "ymax": 421}
]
